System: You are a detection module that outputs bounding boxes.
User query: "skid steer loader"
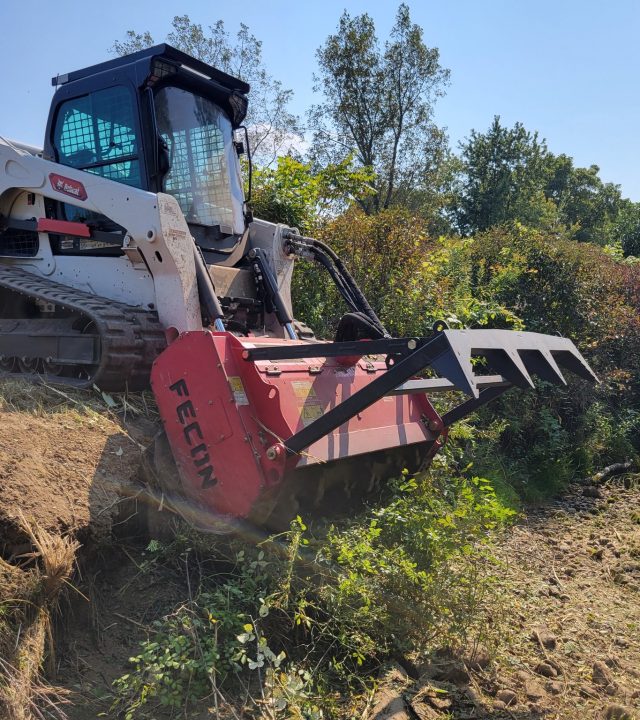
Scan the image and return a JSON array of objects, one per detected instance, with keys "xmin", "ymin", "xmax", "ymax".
[{"xmin": 0, "ymin": 45, "xmax": 597, "ymax": 527}]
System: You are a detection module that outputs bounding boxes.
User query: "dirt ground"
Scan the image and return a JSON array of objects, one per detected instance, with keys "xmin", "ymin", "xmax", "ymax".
[
  {"xmin": 385, "ymin": 478, "xmax": 640, "ymax": 720},
  {"xmin": 0, "ymin": 383, "xmax": 157, "ymax": 550},
  {"xmin": 0, "ymin": 381, "xmax": 638, "ymax": 719},
  {"xmin": 54, "ymin": 541, "xmax": 193, "ymax": 719},
  {"xmin": 485, "ymin": 479, "xmax": 640, "ymax": 719}
]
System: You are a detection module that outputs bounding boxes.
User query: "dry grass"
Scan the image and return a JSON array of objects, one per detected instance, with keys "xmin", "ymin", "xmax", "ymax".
[
  {"xmin": 0, "ymin": 515, "xmax": 79, "ymax": 720},
  {"xmin": 15, "ymin": 512, "xmax": 79, "ymax": 602},
  {"xmin": 0, "ymin": 655, "xmax": 71, "ymax": 720},
  {"xmin": 0, "ymin": 378, "xmax": 158, "ymax": 423}
]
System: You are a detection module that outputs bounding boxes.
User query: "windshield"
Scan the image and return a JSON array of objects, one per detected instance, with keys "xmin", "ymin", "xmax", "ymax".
[{"xmin": 154, "ymin": 86, "xmax": 245, "ymax": 234}]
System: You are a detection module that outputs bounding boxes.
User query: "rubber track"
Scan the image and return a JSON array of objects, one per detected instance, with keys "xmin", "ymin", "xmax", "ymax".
[{"xmin": 0, "ymin": 266, "xmax": 166, "ymax": 391}]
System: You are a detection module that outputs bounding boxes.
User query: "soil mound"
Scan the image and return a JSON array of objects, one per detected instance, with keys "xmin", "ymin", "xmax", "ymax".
[{"xmin": 0, "ymin": 381, "xmax": 157, "ymax": 551}]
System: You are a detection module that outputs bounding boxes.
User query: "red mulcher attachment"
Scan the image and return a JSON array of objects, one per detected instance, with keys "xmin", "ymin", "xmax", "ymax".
[{"xmin": 150, "ymin": 327, "xmax": 597, "ymax": 526}]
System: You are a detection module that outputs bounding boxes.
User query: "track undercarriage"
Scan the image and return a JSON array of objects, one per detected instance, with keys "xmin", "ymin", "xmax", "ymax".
[{"xmin": 0, "ymin": 266, "xmax": 165, "ymax": 390}]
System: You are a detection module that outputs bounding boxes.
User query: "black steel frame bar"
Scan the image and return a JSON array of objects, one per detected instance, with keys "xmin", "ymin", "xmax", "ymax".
[
  {"xmin": 284, "ymin": 332, "xmax": 450, "ymax": 455},
  {"xmin": 243, "ymin": 337, "xmax": 425, "ymax": 362},
  {"xmin": 442, "ymin": 385, "xmax": 511, "ymax": 427}
]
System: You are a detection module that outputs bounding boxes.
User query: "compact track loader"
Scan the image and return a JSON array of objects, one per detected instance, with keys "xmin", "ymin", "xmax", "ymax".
[{"xmin": 0, "ymin": 45, "xmax": 597, "ymax": 526}]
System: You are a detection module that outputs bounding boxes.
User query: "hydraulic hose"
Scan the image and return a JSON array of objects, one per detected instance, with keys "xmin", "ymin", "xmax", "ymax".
[
  {"xmin": 309, "ymin": 246, "xmax": 361, "ymax": 312},
  {"xmin": 284, "ymin": 231, "xmax": 389, "ymax": 338},
  {"xmin": 248, "ymin": 248, "xmax": 298, "ymax": 340}
]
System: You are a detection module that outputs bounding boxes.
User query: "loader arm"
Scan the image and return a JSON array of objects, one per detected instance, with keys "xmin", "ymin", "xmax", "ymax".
[{"xmin": 0, "ymin": 138, "xmax": 202, "ymax": 334}]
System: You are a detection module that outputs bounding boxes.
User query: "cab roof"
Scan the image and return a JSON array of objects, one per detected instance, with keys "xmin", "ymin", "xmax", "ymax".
[{"xmin": 51, "ymin": 43, "xmax": 250, "ymax": 96}]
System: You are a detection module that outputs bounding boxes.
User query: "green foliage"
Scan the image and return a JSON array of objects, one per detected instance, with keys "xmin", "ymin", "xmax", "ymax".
[
  {"xmin": 459, "ymin": 225, "xmax": 640, "ymax": 495},
  {"xmin": 112, "ymin": 463, "xmax": 514, "ymax": 717},
  {"xmin": 309, "ymin": 469, "xmax": 514, "ymax": 666},
  {"xmin": 112, "ymin": 549, "xmax": 250, "ymax": 714},
  {"xmin": 544, "ymin": 155, "xmax": 624, "ymax": 243},
  {"xmin": 112, "ymin": 540, "xmax": 319, "ymax": 718},
  {"xmin": 251, "ymin": 155, "xmax": 375, "ymax": 233},
  {"xmin": 295, "ymin": 209, "xmax": 639, "ymax": 502},
  {"xmin": 292, "ymin": 207, "xmax": 524, "ymax": 339},
  {"xmin": 454, "ymin": 116, "xmax": 553, "ymax": 234},
  {"xmin": 466, "ymin": 224, "xmax": 640, "ymax": 388},
  {"xmin": 453, "ymin": 117, "xmax": 631, "ymax": 244},
  {"xmin": 615, "ymin": 199, "xmax": 640, "ymax": 257}
]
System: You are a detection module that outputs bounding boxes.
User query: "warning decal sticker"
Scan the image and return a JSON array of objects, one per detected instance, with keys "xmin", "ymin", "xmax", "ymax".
[
  {"xmin": 291, "ymin": 380, "xmax": 317, "ymax": 400},
  {"xmin": 301, "ymin": 404, "xmax": 324, "ymax": 426},
  {"xmin": 228, "ymin": 376, "xmax": 249, "ymax": 406}
]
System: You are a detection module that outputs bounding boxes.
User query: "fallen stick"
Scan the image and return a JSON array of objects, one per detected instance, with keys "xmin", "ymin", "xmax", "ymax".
[{"xmin": 580, "ymin": 460, "xmax": 636, "ymax": 485}]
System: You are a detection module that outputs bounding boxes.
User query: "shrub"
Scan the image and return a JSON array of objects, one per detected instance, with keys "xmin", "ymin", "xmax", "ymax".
[
  {"xmin": 112, "ymin": 462, "xmax": 514, "ymax": 717},
  {"xmin": 465, "ymin": 224, "xmax": 640, "ymax": 491},
  {"xmin": 293, "ymin": 207, "xmax": 524, "ymax": 339},
  {"xmin": 296, "ymin": 215, "xmax": 640, "ymax": 496}
]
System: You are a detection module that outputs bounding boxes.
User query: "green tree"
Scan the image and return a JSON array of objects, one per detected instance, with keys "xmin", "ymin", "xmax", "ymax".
[
  {"xmin": 614, "ymin": 200, "xmax": 640, "ymax": 256},
  {"xmin": 309, "ymin": 4, "xmax": 450, "ymax": 214},
  {"xmin": 453, "ymin": 118, "xmax": 628, "ymax": 242},
  {"xmin": 544, "ymin": 154, "xmax": 623, "ymax": 243},
  {"xmin": 112, "ymin": 15, "xmax": 300, "ymax": 165},
  {"xmin": 453, "ymin": 116, "xmax": 553, "ymax": 234}
]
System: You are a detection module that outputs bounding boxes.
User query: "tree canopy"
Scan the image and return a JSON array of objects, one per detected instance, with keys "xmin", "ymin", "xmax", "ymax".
[
  {"xmin": 309, "ymin": 4, "xmax": 450, "ymax": 214},
  {"xmin": 453, "ymin": 116, "xmax": 552, "ymax": 234},
  {"xmin": 453, "ymin": 116, "xmax": 631, "ymax": 246}
]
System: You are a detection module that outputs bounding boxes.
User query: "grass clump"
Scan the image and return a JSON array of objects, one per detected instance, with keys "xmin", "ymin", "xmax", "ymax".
[
  {"xmin": 0, "ymin": 378, "xmax": 157, "ymax": 426},
  {"xmin": 0, "ymin": 514, "xmax": 78, "ymax": 720}
]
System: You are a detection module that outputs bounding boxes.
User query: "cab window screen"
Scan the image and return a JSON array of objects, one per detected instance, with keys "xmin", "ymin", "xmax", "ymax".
[
  {"xmin": 51, "ymin": 86, "xmax": 138, "ymax": 253},
  {"xmin": 155, "ymin": 86, "xmax": 244, "ymax": 233},
  {"xmin": 54, "ymin": 86, "xmax": 141, "ymax": 188}
]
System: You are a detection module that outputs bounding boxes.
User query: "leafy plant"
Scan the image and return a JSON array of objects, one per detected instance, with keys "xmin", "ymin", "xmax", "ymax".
[{"xmin": 113, "ymin": 460, "xmax": 516, "ymax": 717}]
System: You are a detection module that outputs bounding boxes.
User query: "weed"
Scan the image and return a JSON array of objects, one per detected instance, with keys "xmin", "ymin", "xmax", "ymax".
[{"xmin": 112, "ymin": 464, "xmax": 514, "ymax": 717}]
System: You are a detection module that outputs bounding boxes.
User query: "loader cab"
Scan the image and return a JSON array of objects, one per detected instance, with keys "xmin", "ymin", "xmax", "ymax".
[{"xmin": 44, "ymin": 44, "xmax": 249, "ymax": 256}]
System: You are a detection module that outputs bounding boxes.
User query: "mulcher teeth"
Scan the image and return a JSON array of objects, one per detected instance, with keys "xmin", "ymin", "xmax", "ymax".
[{"xmin": 433, "ymin": 330, "xmax": 598, "ymax": 399}]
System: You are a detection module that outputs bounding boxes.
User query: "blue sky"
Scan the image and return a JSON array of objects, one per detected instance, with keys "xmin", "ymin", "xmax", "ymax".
[{"xmin": 1, "ymin": 0, "xmax": 639, "ymax": 199}]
